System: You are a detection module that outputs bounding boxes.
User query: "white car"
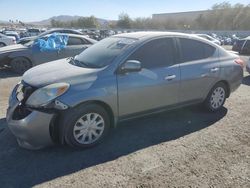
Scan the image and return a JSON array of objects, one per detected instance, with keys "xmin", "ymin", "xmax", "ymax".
[
  {"xmin": 0, "ymin": 33, "xmax": 16, "ymax": 47},
  {"xmin": 26, "ymin": 28, "xmax": 41, "ymax": 37},
  {"xmin": 196, "ymin": 34, "xmax": 221, "ymax": 46}
]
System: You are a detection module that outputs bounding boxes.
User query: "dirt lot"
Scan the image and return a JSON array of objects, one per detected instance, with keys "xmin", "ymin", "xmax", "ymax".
[{"xmin": 0, "ymin": 52, "xmax": 249, "ymax": 187}]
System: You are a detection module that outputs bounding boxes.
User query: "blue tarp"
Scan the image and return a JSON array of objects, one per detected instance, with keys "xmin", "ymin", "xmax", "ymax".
[{"xmin": 32, "ymin": 33, "xmax": 68, "ymax": 52}]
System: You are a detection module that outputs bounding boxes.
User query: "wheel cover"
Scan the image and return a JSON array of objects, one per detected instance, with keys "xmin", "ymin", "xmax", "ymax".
[
  {"xmin": 73, "ymin": 113, "xmax": 105, "ymax": 145},
  {"xmin": 0, "ymin": 43, "xmax": 5, "ymax": 47},
  {"xmin": 210, "ymin": 87, "xmax": 225, "ymax": 109},
  {"xmin": 12, "ymin": 58, "xmax": 31, "ymax": 73}
]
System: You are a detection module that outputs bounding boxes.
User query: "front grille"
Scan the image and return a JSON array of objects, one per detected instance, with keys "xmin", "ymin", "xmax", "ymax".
[
  {"xmin": 20, "ymin": 81, "xmax": 37, "ymax": 104},
  {"xmin": 12, "ymin": 81, "xmax": 37, "ymax": 120},
  {"xmin": 12, "ymin": 105, "xmax": 32, "ymax": 120}
]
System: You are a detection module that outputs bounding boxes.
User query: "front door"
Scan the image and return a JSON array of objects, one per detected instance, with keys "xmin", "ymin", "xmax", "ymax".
[
  {"xmin": 31, "ymin": 49, "xmax": 59, "ymax": 66},
  {"xmin": 117, "ymin": 38, "xmax": 181, "ymax": 117}
]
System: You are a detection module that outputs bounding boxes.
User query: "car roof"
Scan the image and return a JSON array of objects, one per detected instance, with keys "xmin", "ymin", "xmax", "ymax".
[
  {"xmin": 44, "ymin": 33, "xmax": 85, "ymax": 38},
  {"xmin": 114, "ymin": 31, "xmax": 206, "ymax": 41},
  {"xmin": 244, "ymin": 36, "xmax": 250, "ymax": 40},
  {"xmin": 46, "ymin": 28, "xmax": 82, "ymax": 33},
  {"xmin": 114, "ymin": 31, "xmax": 223, "ymax": 50},
  {"xmin": 43, "ymin": 33, "xmax": 96, "ymax": 43}
]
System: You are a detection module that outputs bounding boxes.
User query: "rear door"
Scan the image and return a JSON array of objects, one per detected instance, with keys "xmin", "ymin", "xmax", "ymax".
[
  {"xmin": 117, "ymin": 38, "xmax": 181, "ymax": 117},
  {"xmin": 59, "ymin": 37, "xmax": 91, "ymax": 58},
  {"xmin": 177, "ymin": 38, "xmax": 219, "ymax": 103}
]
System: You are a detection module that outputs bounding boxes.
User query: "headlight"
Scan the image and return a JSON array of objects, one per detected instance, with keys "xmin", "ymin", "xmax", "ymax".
[{"xmin": 26, "ymin": 83, "xmax": 70, "ymax": 107}]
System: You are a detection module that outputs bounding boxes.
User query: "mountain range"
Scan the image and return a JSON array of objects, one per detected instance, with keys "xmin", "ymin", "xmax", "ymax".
[{"xmin": 0, "ymin": 15, "xmax": 112, "ymax": 26}]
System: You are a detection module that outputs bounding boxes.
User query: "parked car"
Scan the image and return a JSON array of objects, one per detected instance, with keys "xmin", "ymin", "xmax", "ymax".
[
  {"xmin": 232, "ymin": 38, "xmax": 246, "ymax": 52},
  {"xmin": 18, "ymin": 28, "xmax": 86, "ymax": 44},
  {"xmin": 3, "ymin": 31, "xmax": 20, "ymax": 42},
  {"xmin": 26, "ymin": 28, "xmax": 41, "ymax": 36},
  {"xmin": 0, "ymin": 33, "xmax": 96, "ymax": 73},
  {"xmin": 3, "ymin": 31, "xmax": 20, "ymax": 40},
  {"xmin": 0, "ymin": 33, "xmax": 16, "ymax": 47},
  {"xmin": 239, "ymin": 38, "xmax": 250, "ymax": 55},
  {"xmin": 6, "ymin": 32, "xmax": 243, "ymax": 149},
  {"xmin": 196, "ymin": 34, "xmax": 221, "ymax": 45}
]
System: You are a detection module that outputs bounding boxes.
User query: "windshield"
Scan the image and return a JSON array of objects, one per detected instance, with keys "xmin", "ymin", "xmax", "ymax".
[{"xmin": 72, "ymin": 37, "xmax": 137, "ymax": 68}]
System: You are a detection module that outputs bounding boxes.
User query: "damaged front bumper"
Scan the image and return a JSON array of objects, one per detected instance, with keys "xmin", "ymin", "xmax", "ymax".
[{"xmin": 6, "ymin": 86, "xmax": 55, "ymax": 150}]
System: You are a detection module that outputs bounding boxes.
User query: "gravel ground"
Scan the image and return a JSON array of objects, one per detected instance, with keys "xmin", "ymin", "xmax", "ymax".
[{"xmin": 0, "ymin": 50, "xmax": 249, "ymax": 188}]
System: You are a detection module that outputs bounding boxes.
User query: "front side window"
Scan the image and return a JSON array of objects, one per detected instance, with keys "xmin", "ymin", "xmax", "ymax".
[
  {"xmin": 128, "ymin": 38, "xmax": 175, "ymax": 69},
  {"xmin": 179, "ymin": 38, "xmax": 216, "ymax": 63}
]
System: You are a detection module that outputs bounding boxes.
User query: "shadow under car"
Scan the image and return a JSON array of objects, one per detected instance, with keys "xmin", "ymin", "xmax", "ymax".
[{"xmin": 0, "ymin": 105, "xmax": 227, "ymax": 187}]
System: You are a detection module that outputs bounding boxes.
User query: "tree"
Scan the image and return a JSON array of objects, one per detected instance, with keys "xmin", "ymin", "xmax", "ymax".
[
  {"xmin": 117, "ymin": 13, "xmax": 132, "ymax": 29},
  {"xmin": 49, "ymin": 2, "xmax": 250, "ymax": 30}
]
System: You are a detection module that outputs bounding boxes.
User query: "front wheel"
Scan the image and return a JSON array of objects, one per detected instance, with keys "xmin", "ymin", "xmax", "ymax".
[
  {"xmin": 61, "ymin": 104, "xmax": 110, "ymax": 149},
  {"xmin": 204, "ymin": 82, "xmax": 227, "ymax": 112},
  {"xmin": 10, "ymin": 57, "xmax": 32, "ymax": 74}
]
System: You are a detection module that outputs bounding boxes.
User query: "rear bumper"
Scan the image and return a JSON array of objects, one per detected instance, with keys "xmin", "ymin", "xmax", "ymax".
[
  {"xmin": 6, "ymin": 95, "xmax": 55, "ymax": 150},
  {"xmin": 230, "ymin": 67, "xmax": 243, "ymax": 93}
]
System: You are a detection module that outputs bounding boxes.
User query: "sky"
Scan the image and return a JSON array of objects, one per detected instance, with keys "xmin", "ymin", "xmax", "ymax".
[{"xmin": 0, "ymin": 0, "xmax": 249, "ymax": 22}]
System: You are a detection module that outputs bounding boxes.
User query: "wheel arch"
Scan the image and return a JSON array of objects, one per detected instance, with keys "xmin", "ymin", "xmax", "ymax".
[
  {"xmin": 0, "ymin": 42, "xmax": 6, "ymax": 46},
  {"xmin": 9, "ymin": 56, "xmax": 33, "ymax": 65},
  {"xmin": 206, "ymin": 80, "xmax": 230, "ymax": 99},
  {"xmin": 81, "ymin": 100, "xmax": 116, "ymax": 128},
  {"xmin": 51, "ymin": 100, "xmax": 116, "ymax": 145},
  {"xmin": 217, "ymin": 80, "xmax": 230, "ymax": 98}
]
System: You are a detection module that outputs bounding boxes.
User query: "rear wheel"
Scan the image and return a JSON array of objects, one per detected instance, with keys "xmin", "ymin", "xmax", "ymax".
[
  {"xmin": 204, "ymin": 82, "xmax": 227, "ymax": 112},
  {"xmin": 10, "ymin": 57, "xmax": 32, "ymax": 74},
  {"xmin": 61, "ymin": 104, "xmax": 110, "ymax": 149}
]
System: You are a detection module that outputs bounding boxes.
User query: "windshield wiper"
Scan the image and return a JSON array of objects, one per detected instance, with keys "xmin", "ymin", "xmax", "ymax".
[
  {"xmin": 68, "ymin": 56, "xmax": 100, "ymax": 68},
  {"xmin": 74, "ymin": 59, "xmax": 90, "ymax": 67},
  {"xmin": 68, "ymin": 57, "xmax": 90, "ymax": 67}
]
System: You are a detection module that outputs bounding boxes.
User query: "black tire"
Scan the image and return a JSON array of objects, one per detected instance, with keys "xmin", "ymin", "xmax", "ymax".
[
  {"xmin": 61, "ymin": 103, "xmax": 110, "ymax": 149},
  {"xmin": 10, "ymin": 57, "xmax": 32, "ymax": 74},
  {"xmin": 0, "ymin": 42, "xmax": 6, "ymax": 47},
  {"xmin": 204, "ymin": 82, "xmax": 227, "ymax": 112}
]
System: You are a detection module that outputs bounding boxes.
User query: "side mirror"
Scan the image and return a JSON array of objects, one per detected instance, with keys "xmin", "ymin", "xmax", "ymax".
[{"xmin": 120, "ymin": 60, "xmax": 142, "ymax": 73}]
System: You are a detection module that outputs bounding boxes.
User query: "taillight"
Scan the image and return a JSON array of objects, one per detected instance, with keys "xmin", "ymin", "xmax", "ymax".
[{"xmin": 235, "ymin": 59, "xmax": 244, "ymax": 68}]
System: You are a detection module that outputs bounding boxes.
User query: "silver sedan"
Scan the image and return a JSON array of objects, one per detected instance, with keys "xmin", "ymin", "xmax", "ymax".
[{"xmin": 7, "ymin": 32, "xmax": 243, "ymax": 149}]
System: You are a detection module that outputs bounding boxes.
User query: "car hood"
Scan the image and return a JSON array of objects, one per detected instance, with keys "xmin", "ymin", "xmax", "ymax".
[
  {"xmin": 23, "ymin": 58, "xmax": 102, "ymax": 87},
  {"xmin": 0, "ymin": 44, "xmax": 28, "ymax": 53}
]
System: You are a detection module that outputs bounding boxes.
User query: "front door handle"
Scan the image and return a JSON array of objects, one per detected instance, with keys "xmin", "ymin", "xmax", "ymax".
[
  {"xmin": 165, "ymin": 75, "xmax": 176, "ymax": 81},
  {"xmin": 210, "ymin": 67, "xmax": 219, "ymax": 73}
]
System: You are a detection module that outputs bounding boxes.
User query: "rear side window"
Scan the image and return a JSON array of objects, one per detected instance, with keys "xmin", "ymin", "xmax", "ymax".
[
  {"xmin": 128, "ymin": 38, "xmax": 175, "ymax": 69},
  {"xmin": 244, "ymin": 40, "xmax": 250, "ymax": 49},
  {"xmin": 179, "ymin": 38, "xmax": 215, "ymax": 63},
  {"xmin": 67, "ymin": 37, "xmax": 84, "ymax": 45}
]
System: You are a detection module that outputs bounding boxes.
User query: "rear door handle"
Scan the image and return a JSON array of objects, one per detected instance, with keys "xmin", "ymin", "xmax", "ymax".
[
  {"xmin": 165, "ymin": 75, "xmax": 176, "ymax": 81},
  {"xmin": 210, "ymin": 67, "xmax": 219, "ymax": 73}
]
